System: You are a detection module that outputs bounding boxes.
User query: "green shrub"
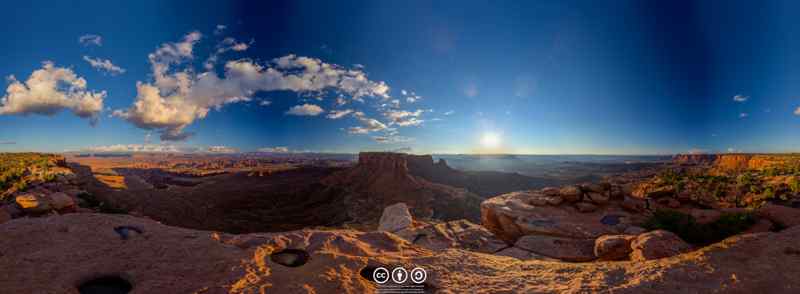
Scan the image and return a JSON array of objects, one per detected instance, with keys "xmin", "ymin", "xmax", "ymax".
[{"xmin": 643, "ymin": 209, "xmax": 757, "ymax": 245}]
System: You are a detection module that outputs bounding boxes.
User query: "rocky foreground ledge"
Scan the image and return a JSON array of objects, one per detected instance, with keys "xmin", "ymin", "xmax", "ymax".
[{"xmin": 2, "ymin": 213, "xmax": 800, "ymax": 293}]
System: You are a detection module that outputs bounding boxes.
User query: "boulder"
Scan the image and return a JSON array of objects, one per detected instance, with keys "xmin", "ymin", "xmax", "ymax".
[
  {"xmin": 545, "ymin": 196, "xmax": 564, "ymax": 206},
  {"xmin": 495, "ymin": 247, "xmax": 558, "ymax": 261},
  {"xmin": 583, "ymin": 183, "xmax": 606, "ymax": 193},
  {"xmin": 514, "ymin": 235, "xmax": 596, "ymax": 262},
  {"xmin": 378, "ymin": 203, "xmax": 413, "ymax": 233},
  {"xmin": 541, "ymin": 187, "xmax": 560, "ymax": 196},
  {"xmin": 528, "ymin": 194, "xmax": 550, "ymax": 206},
  {"xmin": 49, "ymin": 192, "xmax": 75, "ymax": 211},
  {"xmin": 15, "ymin": 194, "xmax": 51, "ymax": 214},
  {"xmin": 630, "ymin": 230, "xmax": 691, "ymax": 261},
  {"xmin": 621, "ymin": 196, "xmax": 648, "ymax": 213},
  {"xmin": 560, "ymin": 186, "xmax": 583, "ymax": 202},
  {"xmin": 757, "ymin": 203, "xmax": 800, "ymax": 228},
  {"xmin": 481, "ymin": 191, "xmax": 626, "ymax": 243},
  {"xmin": 594, "ymin": 235, "xmax": 635, "ymax": 261},
  {"xmin": 623, "ymin": 226, "xmax": 647, "ymax": 235},
  {"xmin": 586, "ymin": 192, "xmax": 609, "ymax": 205},
  {"xmin": 575, "ymin": 202, "xmax": 597, "ymax": 213}
]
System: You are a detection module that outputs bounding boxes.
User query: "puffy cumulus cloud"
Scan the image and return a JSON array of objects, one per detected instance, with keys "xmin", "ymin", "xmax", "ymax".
[
  {"xmin": 384, "ymin": 109, "xmax": 425, "ymax": 126},
  {"xmin": 401, "ymin": 90, "xmax": 422, "ymax": 103},
  {"xmin": 326, "ymin": 109, "xmax": 353, "ymax": 119},
  {"xmin": 204, "ymin": 37, "xmax": 252, "ymax": 70},
  {"xmin": 114, "ymin": 32, "xmax": 393, "ymax": 141},
  {"xmin": 347, "ymin": 112, "xmax": 388, "ymax": 134},
  {"xmin": 0, "ymin": 61, "xmax": 106, "ymax": 124},
  {"xmin": 83, "ymin": 56, "xmax": 125, "ymax": 75},
  {"xmin": 733, "ymin": 94, "xmax": 749, "ymax": 102},
  {"xmin": 207, "ymin": 145, "xmax": 239, "ymax": 153},
  {"xmin": 286, "ymin": 103, "xmax": 324, "ymax": 116},
  {"xmin": 79, "ymin": 34, "xmax": 102, "ymax": 46},
  {"xmin": 257, "ymin": 146, "xmax": 290, "ymax": 153}
]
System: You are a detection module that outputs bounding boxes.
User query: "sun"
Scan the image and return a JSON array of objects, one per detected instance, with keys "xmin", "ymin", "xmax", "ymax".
[{"xmin": 480, "ymin": 132, "xmax": 501, "ymax": 148}]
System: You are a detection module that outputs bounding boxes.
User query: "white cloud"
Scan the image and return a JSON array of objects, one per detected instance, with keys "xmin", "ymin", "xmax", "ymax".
[
  {"xmin": 79, "ymin": 34, "xmax": 102, "ymax": 46},
  {"xmin": 114, "ymin": 32, "xmax": 393, "ymax": 141},
  {"xmin": 259, "ymin": 100, "xmax": 272, "ymax": 106},
  {"xmin": 733, "ymin": 94, "xmax": 749, "ymax": 102},
  {"xmin": 114, "ymin": 32, "xmax": 389, "ymax": 140},
  {"xmin": 794, "ymin": 107, "xmax": 800, "ymax": 116},
  {"xmin": 83, "ymin": 56, "xmax": 126, "ymax": 75},
  {"xmin": 443, "ymin": 110, "xmax": 455, "ymax": 116},
  {"xmin": 326, "ymin": 109, "xmax": 353, "ymax": 119},
  {"xmin": 257, "ymin": 146, "xmax": 290, "ymax": 153},
  {"xmin": 286, "ymin": 103, "xmax": 324, "ymax": 116},
  {"xmin": 348, "ymin": 112, "xmax": 388, "ymax": 134},
  {"xmin": 384, "ymin": 109, "xmax": 424, "ymax": 126},
  {"xmin": 0, "ymin": 61, "xmax": 106, "ymax": 124},
  {"xmin": 739, "ymin": 112, "xmax": 749, "ymax": 118},
  {"xmin": 402, "ymin": 90, "xmax": 422, "ymax": 103},
  {"xmin": 207, "ymin": 145, "xmax": 239, "ymax": 153}
]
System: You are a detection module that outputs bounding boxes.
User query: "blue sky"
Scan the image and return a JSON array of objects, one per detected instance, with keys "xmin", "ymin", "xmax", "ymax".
[{"xmin": 1, "ymin": 0, "xmax": 800, "ymax": 155}]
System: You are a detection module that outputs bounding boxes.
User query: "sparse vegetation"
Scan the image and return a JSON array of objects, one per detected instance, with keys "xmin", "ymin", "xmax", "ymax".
[
  {"xmin": 644, "ymin": 209, "xmax": 757, "ymax": 245},
  {"xmin": 0, "ymin": 153, "xmax": 65, "ymax": 199}
]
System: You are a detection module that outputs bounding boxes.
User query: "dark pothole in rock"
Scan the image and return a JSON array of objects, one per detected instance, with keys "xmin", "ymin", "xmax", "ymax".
[
  {"xmin": 113, "ymin": 226, "xmax": 143, "ymax": 240},
  {"xmin": 270, "ymin": 249, "xmax": 310, "ymax": 267},
  {"xmin": 600, "ymin": 214, "xmax": 622, "ymax": 226},
  {"xmin": 359, "ymin": 265, "xmax": 381, "ymax": 282},
  {"xmin": 78, "ymin": 276, "xmax": 132, "ymax": 294}
]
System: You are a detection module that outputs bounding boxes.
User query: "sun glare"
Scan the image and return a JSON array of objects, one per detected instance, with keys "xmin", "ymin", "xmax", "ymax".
[{"xmin": 480, "ymin": 132, "xmax": 501, "ymax": 148}]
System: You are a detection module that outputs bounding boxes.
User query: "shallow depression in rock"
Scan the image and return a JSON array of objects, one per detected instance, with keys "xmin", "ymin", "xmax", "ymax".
[
  {"xmin": 77, "ymin": 276, "xmax": 132, "ymax": 294},
  {"xmin": 270, "ymin": 248, "xmax": 310, "ymax": 267}
]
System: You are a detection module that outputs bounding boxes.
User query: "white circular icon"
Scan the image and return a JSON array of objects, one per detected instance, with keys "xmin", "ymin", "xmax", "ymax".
[
  {"xmin": 373, "ymin": 267, "xmax": 390, "ymax": 284},
  {"xmin": 410, "ymin": 267, "xmax": 427, "ymax": 284},
  {"xmin": 391, "ymin": 267, "xmax": 408, "ymax": 284}
]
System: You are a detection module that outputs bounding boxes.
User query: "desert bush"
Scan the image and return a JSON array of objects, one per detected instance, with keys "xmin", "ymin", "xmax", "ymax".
[{"xmin": 643, "ymin": 209, "xmax": 756, "ymax": 245}]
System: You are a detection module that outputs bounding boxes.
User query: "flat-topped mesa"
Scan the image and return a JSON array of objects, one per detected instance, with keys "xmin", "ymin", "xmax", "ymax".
[
  {"xmin": 356, "ymin": 152, "xmax": 454, "ymax": 178},
  {"xmin": 327, "ymin": 152, "xmax": 482, "ymax": 223},
  {"xmin": 672, "ymin": 153, "xmax": 787, "ymax": 171},
  {"xmin": 358, "ymin": 152, "xmax": 413, "ymax": 170},
  {"xmin": 672, "ymin": 154, "xmax": 718, "ymax": 165}
]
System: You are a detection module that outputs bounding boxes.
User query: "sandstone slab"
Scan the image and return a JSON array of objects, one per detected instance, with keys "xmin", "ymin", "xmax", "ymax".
[
  {"xmin": 630, "ymin": 230, "xmax": 691, "ymax": 261},
  {"xmin": 514, "ymin": 235, "xmax": 596, "ymax": 262},
  {"xmin": 378, "ymin": 202, "xmax": 413, "ymax": 232}
]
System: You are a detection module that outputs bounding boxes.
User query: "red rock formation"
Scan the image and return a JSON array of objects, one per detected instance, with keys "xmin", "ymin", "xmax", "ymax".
[
  {"xmin": 672, "ymin": 154, "xmax": 718, "ymax": 165},
  {"xmin": 324, "ymin": 152, "xmax": 483, "ymax": 223}
]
